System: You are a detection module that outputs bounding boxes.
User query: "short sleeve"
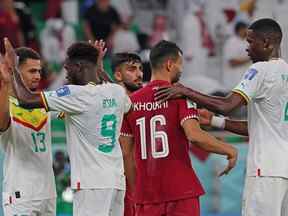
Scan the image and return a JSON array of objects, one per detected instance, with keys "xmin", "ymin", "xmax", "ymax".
[
  {"xmin": 120, "ymin": 114, "xmax": 133, "ymax": 137},
  {"xmin": 41, "ymin": 85, "xmax": 88, "ymax": 114},
  {"xmin": 178, "ymin": 99, "xmax": 199, "ymax": 126},
  {"xmin": 233, "ymin": 65, "xmax": 266, "ymax": 103}
]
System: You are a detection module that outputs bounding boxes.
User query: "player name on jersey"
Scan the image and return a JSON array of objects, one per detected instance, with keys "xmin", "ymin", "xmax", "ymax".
[{"xmin": 133, "ymin": 101, "xmax": 168, "ymax": 111}]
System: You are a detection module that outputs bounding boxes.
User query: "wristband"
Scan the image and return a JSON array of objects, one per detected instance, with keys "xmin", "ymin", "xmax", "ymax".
[{"xmin": 211, "ymin": 116, "xmax": 225, "ymax": 129}]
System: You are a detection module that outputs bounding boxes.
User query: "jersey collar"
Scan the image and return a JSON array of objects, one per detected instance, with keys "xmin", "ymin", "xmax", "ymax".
[{"xmin": 147, "ymin": 80, "xmax": 171, "ymax": 87}]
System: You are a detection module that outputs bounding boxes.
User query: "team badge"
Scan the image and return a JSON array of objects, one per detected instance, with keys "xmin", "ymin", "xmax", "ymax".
[
  {"xmin": 56, "ymin": 86, "xmax": 71, "ymax": 97},
  {"xmin": 244, "ymin": 68, "xmax": 258, "ymax": 80}
]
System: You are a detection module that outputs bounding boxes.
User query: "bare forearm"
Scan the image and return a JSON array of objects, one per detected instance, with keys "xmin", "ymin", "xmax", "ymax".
[
  {"xmin": 192, "ymin": 130, "xmax": 234, "ymax": 156},
  {"xmin": 182, "ymin": 87, "xmax": 237, "ymax": 115},
  {"xmin": 225, "ymin": 119, "xmax": 248, "ymax": 136},
  {"xmin": 12, "ymin": 69, "xmax": 43, "ymax": 108},
  {"xmin": 0, "ymin": 83, "xmax": 10, "ymax": 130},
  {"xmin": 123, "ymin": 153, "xmax": 136, "ymax": 190}
]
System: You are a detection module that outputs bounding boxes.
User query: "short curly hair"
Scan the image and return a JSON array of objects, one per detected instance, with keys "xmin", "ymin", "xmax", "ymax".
[{"xmin": 66, "ymin": 42, "xmax": 99, "ymax": 64}]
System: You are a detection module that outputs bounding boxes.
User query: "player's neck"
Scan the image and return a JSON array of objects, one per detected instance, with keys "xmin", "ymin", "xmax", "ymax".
[
  {"xmin": 150, "ymin": 72, "xmax": 171, "ymax": 83},
  {"xmin": 269, "ymin": 48, "xmax": 280, "ymax": 61}
]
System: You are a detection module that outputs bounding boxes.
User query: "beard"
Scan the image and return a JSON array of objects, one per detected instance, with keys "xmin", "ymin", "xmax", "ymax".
[
  {"xmin": 172, "ymin": 71, "xmax": 182, "ymax": 84},
  {"xmin": 123, "ymin": 81, "xmax": 142, "ymax": 93}
]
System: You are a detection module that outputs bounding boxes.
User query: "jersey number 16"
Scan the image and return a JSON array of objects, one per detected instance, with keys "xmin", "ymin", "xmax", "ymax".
[{"xmin": 136, "ymin": 115, "xmax": 169, "ymax": 159}]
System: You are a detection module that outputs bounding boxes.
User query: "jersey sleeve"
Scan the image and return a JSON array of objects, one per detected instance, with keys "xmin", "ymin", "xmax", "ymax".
[
  {"xmin": 120, "ymin": 114, "xmax": 133, "ymax": 137},
  {"xmin": 124, "ymin": 94, "xmax": 132, "ymax": 113},
  {"xmin": 178, "ymin": 99, "xmax": 199, "ymax": 126},
  {"xmin": 41, "ymin": 85, "xmax": 88, "ymax": 114},
  {"xmin": 233, "ymin": 65, "xmax": 266, "ymax": 103}
]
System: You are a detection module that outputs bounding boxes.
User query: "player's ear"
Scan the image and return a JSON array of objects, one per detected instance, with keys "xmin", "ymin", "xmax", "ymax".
[
  {"xmin": 263, "ymin": 38, "xmax": 273, "ymax": 51},
  {"xmin": 114, "ymin": 70, "xmax": 123, "ymax": 82},
  {"xmin": 166, "ymin": 59, "xmax": 173, "ymax": 72}
]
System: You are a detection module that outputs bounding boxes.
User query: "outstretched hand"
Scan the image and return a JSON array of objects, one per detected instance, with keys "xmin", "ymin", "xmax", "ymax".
[
  {"xmin": 218, "ymin": 148, "xmax": 238, "ymax": 177},
  {"xmin": 89, "ymin": 39, "xmax": 113, "ymax": 83},
  {"xmin": 154, "ymin": 83, "xmax": 187, "ymax": 103},
  {"xmin": 0, "ymin": 38, "xmax": 18, "ymax": 85},
  {"xmin": 91, "ymin": 39, "xmax": 107, "ymax": 61}
]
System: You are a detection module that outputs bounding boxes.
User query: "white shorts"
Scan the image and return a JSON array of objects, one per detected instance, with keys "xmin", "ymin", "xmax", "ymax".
[
  {"xmin": 3, "ymin": 198, "xmax": 56, "ymax": 216},
  {"xmin": 73, "ymin": 189, "xmax": 125, "ymax": 216},
  {"xmin": 242, "ymin": 176, "xmax": 288, "ymax": 216}
]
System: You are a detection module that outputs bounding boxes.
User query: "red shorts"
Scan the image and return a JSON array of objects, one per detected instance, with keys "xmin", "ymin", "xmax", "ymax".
[
  {"xmin": 124, "ymin": 191, "xmax": 135, "ymax": 216},
  {"xmin": 135, "ymin": 197, "xmax": 200, "ymax": 216}
]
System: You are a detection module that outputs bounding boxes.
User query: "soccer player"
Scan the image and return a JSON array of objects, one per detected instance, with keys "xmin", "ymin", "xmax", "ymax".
[
  {"xmin": 8, "ymin": 41, "xmax": 131, "ymax": 216},
  {"xmin": 111, "ymin": 52, "xmax": 143, "ymax": 216},
  {"xmin": 0, "ymin": 41, "xmax": 56, "ymax": 215},
  {"xmin": 155, "ymin": 18, "xmax": 288, "ymax": 216},
  {"xmin": 120, "ymin": 40, "xmax": 238, "ymax": 216},
  {"xmin": 111, "ymin": 53, "xmax": 143, "ymax": 94}
]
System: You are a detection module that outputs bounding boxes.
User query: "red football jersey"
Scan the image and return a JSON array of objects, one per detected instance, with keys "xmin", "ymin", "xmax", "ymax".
[{"xmin": 121, "ymin": 80, "xmax": 205, "ymax": 204}]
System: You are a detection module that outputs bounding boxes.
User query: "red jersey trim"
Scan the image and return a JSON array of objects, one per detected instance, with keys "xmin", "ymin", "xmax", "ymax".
[
  {"xmin": 180, "ymin": 115, "xmax": 199, "ymax": 126},
  {"xmin": 12, "ymin": 116, "xmax": 48, "ymax": 131}
]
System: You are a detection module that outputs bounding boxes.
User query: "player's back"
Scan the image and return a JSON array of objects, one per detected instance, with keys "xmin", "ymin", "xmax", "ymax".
[
  {"xmin": 125, "ymin": 80, "xmax": 205, "ymax": 204},
  {"xmin": 60, "ymin": 83, "xmax": 131, "ymax": 190}
]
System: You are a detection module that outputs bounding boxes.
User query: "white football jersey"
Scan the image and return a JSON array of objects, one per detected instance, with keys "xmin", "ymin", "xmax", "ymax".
[
  {"xmin": 42, "ymin": 83, "xmax": 131, "ymax": 190},
  {"xmin": 0, "ymin": 97, "xmax": 56, "ymax": 204},
  {"xmin": 233, "ymin": 59, "xmax": 288, "ymax": 178}
]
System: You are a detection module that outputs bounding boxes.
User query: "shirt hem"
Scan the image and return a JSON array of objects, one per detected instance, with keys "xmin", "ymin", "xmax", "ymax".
[{"xmin": 134, "ymin": 191, "xmax": 205, "ymax": 205}]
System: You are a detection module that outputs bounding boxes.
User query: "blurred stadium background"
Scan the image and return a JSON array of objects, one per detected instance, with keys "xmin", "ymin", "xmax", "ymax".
[{"xmin": 1, "ymin": 0, "xmax": 288, "ymax": 215}]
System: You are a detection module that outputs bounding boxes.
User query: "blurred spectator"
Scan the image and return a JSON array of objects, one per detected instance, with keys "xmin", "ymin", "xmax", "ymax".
[
  {"xmin": 0, "ymin": 0, "xmax": 24, "ymax": 53},
  {"xmin": 111, "ymin": 0, "xmax": 132, "ymax": 23},
  {"xmin": 61, "ymin": 0, "xmax": 79, "ymax": 24},
  {"xmin": 45, "ymin": 0, "xmax": 62, "ymax": 19},
  {"xmin": 149, "ymin": 14, "xmax": 170, "ymax": 47},
  {"xmin": 223, "ymin": 22, "xmax": 250, "ymax": 90},
  {"xmin": 167, "ymin": 0, "xmax": 192, "ymax": 42},
  {"xmin": 14, "ymin": 1, "xmax": 39, "ymax": 51},
  {"xmin": 180, "ymin": 5, "xmax": 208, "ymax": 78},
  {"xmin": 236, "ymin": 0, "xmax": 257, "ymax": 24},
  {"xmin": 83, "ymin": 0, "xmax": 121, "ymax": 48},
  {"xmin": 40, "ymin": 18, "xmax": 76, "ymax": 65},
  {"xmin": 112, "ymin": 18, "xmax": 140, "ymax": 54}
]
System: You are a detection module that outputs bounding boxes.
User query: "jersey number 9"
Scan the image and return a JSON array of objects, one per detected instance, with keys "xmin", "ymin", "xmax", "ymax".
[{"xmin": 99, "ymin": 114, "xmax": 117, "ymax": 153}]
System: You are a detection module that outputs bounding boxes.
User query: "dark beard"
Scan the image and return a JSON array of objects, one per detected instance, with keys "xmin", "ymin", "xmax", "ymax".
[{"xmin": 123, "ymin": 81, "xmax": 142, "ymax": 93}]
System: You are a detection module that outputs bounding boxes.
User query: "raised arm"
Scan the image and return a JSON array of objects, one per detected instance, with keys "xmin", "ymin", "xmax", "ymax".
[
  {"xmin": 1, "ymin": 38, "xmax": 43, "ymax": 109},
  {"xmin": 182, "ymin": 118, "xmax": 238, "ymax": 176},
  {"xmin": 155, "ymin": 83, "xmax": 246, "ymax": 115},
  {"xmin": 0, "ymin": 60, "xmax": 11, "ymax": 131}
]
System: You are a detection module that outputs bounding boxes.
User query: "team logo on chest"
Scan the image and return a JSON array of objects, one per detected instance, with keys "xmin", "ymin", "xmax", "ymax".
[{"xmin": 10, "ymin": 101, "xmax": 48, "ymax": 131}]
